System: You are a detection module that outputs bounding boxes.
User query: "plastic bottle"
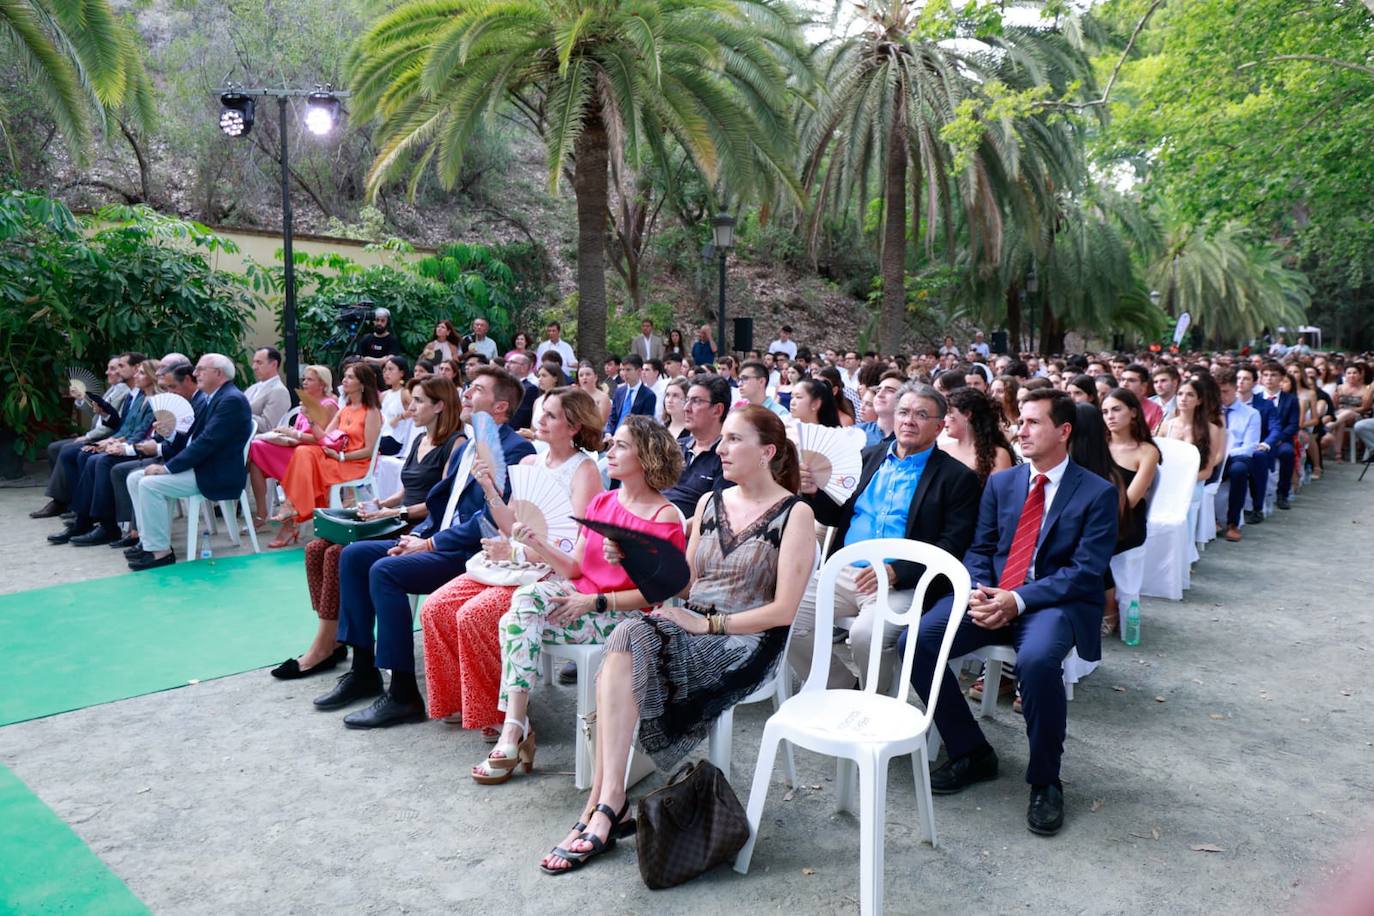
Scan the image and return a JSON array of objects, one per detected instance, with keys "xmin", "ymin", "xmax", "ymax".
[
  {"xmin": 1123, "ymin": 598, "xmax": 1141, "ymax": 646},
  {"xmin": 199, "ymin": 530, "xmax": 213, "ymax": 562}
]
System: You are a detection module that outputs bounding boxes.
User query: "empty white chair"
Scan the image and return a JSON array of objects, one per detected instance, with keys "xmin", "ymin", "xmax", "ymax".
[
  {"xmin": 187, "ymin": 425, "xmax": 261, "ymax": 558},
  {"xmin": 328, "ymin": 432, "xmax": 384, "ymax": 509},
  {"xmin": 734, "ymin": 538, "xmax": 971, "ymax": 916},
  {"xmin": 1140, "ymin": 437, "xmax": 1200, "ymax": 601},
  {"xmin": 542, "ymin": 642, "xmax": 606, "ymax": 790}
]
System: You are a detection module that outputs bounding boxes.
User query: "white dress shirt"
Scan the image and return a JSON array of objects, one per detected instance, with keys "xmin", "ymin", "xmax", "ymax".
[
  {"xmin": 1011, "ymin": 454, "xmax": 1071, "ymax": 613},
  {"xmin": 767, "ymin": 338, "xmax": 797, "ymax": 359},
  {"xmin": 536, "ymin": 339, "xmax": 578, "ymax": 369}
]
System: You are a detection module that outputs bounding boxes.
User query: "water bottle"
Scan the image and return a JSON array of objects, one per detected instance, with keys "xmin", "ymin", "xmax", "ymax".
[
  {"xmin": 199, "ymin": 530, "xmax": 213, "ymax": 562},
  {"xmin": 1123, "ymin": 598, "xmax": 1141, "ymax": 646}
]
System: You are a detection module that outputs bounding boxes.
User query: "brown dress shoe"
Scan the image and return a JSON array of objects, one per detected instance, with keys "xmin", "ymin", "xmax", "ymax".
[{"xmin": 1224, "ymin": 525, "xmax": 1242, "ymax": 542}]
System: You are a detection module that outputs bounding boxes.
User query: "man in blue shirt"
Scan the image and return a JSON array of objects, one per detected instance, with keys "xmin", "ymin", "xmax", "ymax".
[
  {"xmin": 690, "ymin": 324, "xmax": 716, "ymax": 368},
  {"xmin": 789, "ymin": 383, "xmax": 981, "ymax": 689},
  {"xmin": 1218, "ymin": 369, "xmax": 1261, "ymax": 542}
]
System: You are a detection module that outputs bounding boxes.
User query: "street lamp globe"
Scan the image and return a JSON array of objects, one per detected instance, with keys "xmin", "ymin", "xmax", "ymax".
[{"xmin": 712, "ymin": 212, "xmax": 736, "ymax": 250}]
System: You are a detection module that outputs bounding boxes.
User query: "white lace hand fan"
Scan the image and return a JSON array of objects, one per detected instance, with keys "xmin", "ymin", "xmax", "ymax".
[
  {"xmin": 796, "ymin": 421, "xmax": 863, "ymax": 503},
  {"xmin": 508, "ymin": 464, "xmax": 578, "ymax": 554},
  {"xmin": 65, "ymin": 366, "xmax": 103, "ymax": 400},
  {"xmin": 147, "ymin": 393, "xmax": 195, "ymax": 438}
]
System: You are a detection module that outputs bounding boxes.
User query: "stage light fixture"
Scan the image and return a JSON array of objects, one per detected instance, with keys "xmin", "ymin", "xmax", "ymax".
[
  {"xmin": 303, "ymin": 90, "xmax": 341, "ymax": 136},
  {"xmin": 218, "ymin": 92, "xmax": 255, "ymax": 137}
]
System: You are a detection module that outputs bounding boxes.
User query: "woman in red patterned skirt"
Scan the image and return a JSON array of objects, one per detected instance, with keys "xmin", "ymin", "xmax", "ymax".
[{"xmin": 421, "ymin": 387, "xmax": 604, "ymax": 735}]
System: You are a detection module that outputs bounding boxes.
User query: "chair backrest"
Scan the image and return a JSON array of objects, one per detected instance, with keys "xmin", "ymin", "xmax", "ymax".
[
  {"xmin": 281, "ymin": 405, "xmax": 302, "ymax": 428},
  {"xmin": 361, "ymin": 425, "xmax": 385, "ymax": 478},
  {"xmin": 1149, "ymin": 437, "xmax": 1200, "ymax": 521},
  {"xmin": 803, "ymin": 539, "xmax": 970, "ymax": 717}
]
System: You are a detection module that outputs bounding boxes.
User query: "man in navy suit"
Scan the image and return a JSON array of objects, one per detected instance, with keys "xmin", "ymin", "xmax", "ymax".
[
  {"xmin": 1257, "ymin": 362, "xmax": 1301, "ymax": 511},
  {"xmin": 318, "ymin": 367, "xmax": 536, "ymax": 729},
  {"xmin": 903, "ymin": 389, "xmax": 1118, "ymax": 835},
  {"xmin": 604, "ymin": 353, "xmax": 657, "ymax": 440},
  {"xmin": 128, "ymin": 354, "xmax": 253, "ymax": 570}
]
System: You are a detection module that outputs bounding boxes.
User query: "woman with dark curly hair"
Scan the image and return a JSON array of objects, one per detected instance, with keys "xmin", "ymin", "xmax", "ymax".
[{"xmin": 940, "ymin": 387, "xmax": 1016, "ymax": 486}]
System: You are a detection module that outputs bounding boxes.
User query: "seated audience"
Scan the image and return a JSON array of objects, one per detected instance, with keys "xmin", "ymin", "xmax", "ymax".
[
  {"xmin": 737, "ymin": 360, "xmax": 790, "ymax": 420},
  {"xmin": 902, "ymin": 390, "xmax": 1118, "ymax": 836},
  {"xmin": 576, "ymin": 361, "xmax": 613, "ymax": 428},
  {"xmin": 126, "ymin": 354, "xmax": 253, "ymax": 570},
  {"xmin": 1164, "ymin": 377, "xmax": 1226, "ymax": 483},
  {"xmin": 475, "ymin": 415, "xmax": 685, "ymax": 785},
  {"xmin": 270, "ymin": 363, "xmax": 384, "ymax": 547},
  {"xmin": 540, "ymin": 407, "xmax": 813, "ymax": 873},
  {"xmin": 940, "ymin": 388, "xmax": 1016, "ymax": 487},
  {"xmin": 247, "ymin": 365, "xmax": 338, "ymax": 525},
  {"xmin": 790, "ymin": 384, "xmax": 979, "ymax": 689},
  {"xmin": 32, "ymin": 354, "xmax": 132, "ymax": 519},
  {"xmin": 788, "ymin": 377, "xmax": 842, "ymax": 427},
  {"xmin": 604, "ymin": 354, "xmax": 657, "ymax": 439},
  {"xmin": 1099, "ymin": 389, "xmax": 1160, "ymax": 633},
  {"xmin": 413, "ymin": 358, "xmax": 436, "ymax": 380},
  {"xmin": 314, "ymin": 367, "xmax": 535, "ymax": 729},
  {"xmin": 1323, "ymin": 363, "xmax": 1372, "ymax": 460},
  {"xmin": 422, "ymin": 319, "xmax": 461, "ymax": 363},
  {"xmin": 506, "ymin": 351, "xmax": 539, "ymax": 430},
  {"xmin": 663, "ymin": 375, "xmax": 732, "ymax": 520},
  {"xmin": 1118, "ymin": 364, "xmax": 1164, "ymax": 432},
  {"xmin": 245, "ymin": 347, "xmax": 292, "ymax": 434},
  {"xmin": 856, "ymin": 371, "xmax": 904, "ymax": 446},
  {"xmin": 1217, "ymin": 368, "xmax": 1261, "ymax": 541},
  {"xmin": 420, "ymin": 387, "xmax": 605, "ymax": 734},
  {"xmin": 990, "ymin": 374, "xmax": 1021, "ymax": 436},
  {"xmin": 274, "ymin": 376, "xmax": 465, "ymax": 680},
  {"xmin": 1257, "ymin": 362, "xmax": 1300, "ymax": 509},
  {"xmin": 818, "ymin": 366, "xmax": 857, "ymax": 426},
  {"xmin": 661, "ymin": 377, "xmax": 690, "ymax": 441},
  {"xmin": 379, "ymin": 356, "xmax": 414, "ymax": 454}
]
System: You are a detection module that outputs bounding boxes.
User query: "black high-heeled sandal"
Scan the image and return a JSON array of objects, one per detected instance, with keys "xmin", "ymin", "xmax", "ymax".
[{"xmin": 541, "ymin": 802, "xmax": 633, "ymax": 875}]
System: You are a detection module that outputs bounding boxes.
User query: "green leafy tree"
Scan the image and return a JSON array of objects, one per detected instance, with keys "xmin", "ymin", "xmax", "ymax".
[{"xmin": 346, "ymin": 0, "xmax": 810, "ymax": 365}]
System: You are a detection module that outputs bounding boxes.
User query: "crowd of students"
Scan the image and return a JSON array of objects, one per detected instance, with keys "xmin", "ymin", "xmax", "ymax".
[{"xmin": 29, "ymin": 310, "xmax": 1373, "ymax": 865}]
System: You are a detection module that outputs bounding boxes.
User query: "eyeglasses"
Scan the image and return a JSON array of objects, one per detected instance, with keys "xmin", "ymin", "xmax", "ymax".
[
  {"xmin": 685, "ymin": 397, "xmax": 712, "ymax": 407},
  {"xmin": 741, "ymin": 375, "xmax": 766, "ymax": 382},
  {"xmin": 895, "ymin": 409, "xmax": 940, "ymax": 421}
]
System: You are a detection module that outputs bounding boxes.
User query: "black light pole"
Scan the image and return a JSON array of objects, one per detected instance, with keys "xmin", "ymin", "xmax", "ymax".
[
  {"xmin": 1025, "ymin": 265, "xmax": 1039, "ymax": 354},
  {"xmin": 712, "ymin": 211, "xmax": 736, "ymax": 359},
  {"xmin": 215, "ymin": 84, "xmax": 346, "ymax": 393}
]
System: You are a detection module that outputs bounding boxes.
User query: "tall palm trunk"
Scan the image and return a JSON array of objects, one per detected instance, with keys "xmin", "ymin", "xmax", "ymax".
[
  {"xmin": 573, "ymin": 106, "xmax": 611, "ymax": 367},
  {"xmin": 879, "ymin": 109, "xmax": 909, "ymax": 354}
]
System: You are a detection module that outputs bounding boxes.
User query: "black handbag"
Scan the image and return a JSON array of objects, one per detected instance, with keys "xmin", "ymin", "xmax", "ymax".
[{"xmin": 636, "ymin": 760, "xmax": 750, "ymax": 889}]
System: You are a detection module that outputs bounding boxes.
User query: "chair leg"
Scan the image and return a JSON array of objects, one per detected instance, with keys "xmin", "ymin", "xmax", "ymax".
[
  {"xmin": 186, "ymin": 497, "xmax": 202, "ymax": 560},
  {"xmin": 836, "ymin": 757, "xmax": 859, "ymax": 816},
  {"xmin": 221, "ymin": 501, "xmax": 241, "ymax": 547},
  {"xmin": 708, "ymin": 707, "xmax": 734, "ymax": 781},
  {"xmin": 771, "ymin": 677, "xmax": 798, "ymax": 788},
  {"xmin": 573, "ymin": 661, "xmax": 597, "ymax": 791},
  {"xmin": 732, "ymin": 725, "xmax": 782, "ymax": 875},
  {"xmin": 913, "ymin": 740, "xmax": 938, "ymax": 847},
  {"xmin": 239, "ymin": 492, "xmax": 261, "ymax": 553},
  {"xmin": 539, "ymin": 653, "xmax": 553, "ymax": 685},
  {"xmin": 858, "ymin": 752, "xmax": 887, "ymax": 916},
  {"xmin": 328, "ymin": 485, "xmax": 342, "ymax": 510},
  {"xmin": 200, "ymin": 499, "xmax": 217, "ymax": 535}
]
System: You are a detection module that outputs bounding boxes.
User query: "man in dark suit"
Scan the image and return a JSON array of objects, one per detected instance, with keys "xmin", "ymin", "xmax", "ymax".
[
  {"xmin": 903, "ymin": 389, "xmax": 1118, "ymax": 835},
  {"xmin": 319, "ymin": 367, "xmax": 536, "ymax": 729},
  {"xmin": 128, "ymin": 354, "xmax": 253, "ymax": 570},
  {"xmin": 1257, "ymin": 362, "xmax": 1300, "ymax": 511},
  {"xmin": 1235, "ymin": 364, "xmax": 1285, "ymax": 522},
  {"xmin": 506, "ymin": 350, "xmax": 539, "ymax": 430},
  {"xmin": 604, "ymin": 353, "xmax": 656, "ymax": 440},
  {"xmin": 790, "ymin": 383, "xmax": 980, "ymax": 690}
]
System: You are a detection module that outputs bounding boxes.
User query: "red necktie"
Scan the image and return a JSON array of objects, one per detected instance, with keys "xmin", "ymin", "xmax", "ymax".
[{"xmin": 999, "ymin": 474, "xmax": 1048, "ymax": 590}]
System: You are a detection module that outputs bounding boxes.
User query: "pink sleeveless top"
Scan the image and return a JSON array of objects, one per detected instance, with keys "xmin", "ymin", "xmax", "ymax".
[{"xmin": 572, "ymin": 490, "xmax": 687, "ymax": 601}]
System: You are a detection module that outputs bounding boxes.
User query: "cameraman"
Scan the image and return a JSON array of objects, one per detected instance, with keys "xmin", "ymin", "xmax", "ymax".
[{"xmin": 356, "ymin": 307, "xmax": 404, "ymax": 367}]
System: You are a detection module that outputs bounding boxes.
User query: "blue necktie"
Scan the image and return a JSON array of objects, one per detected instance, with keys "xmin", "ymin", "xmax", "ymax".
[{"xmin": 619, "ymin": 387, "xmax": 635, "ymax": 425}]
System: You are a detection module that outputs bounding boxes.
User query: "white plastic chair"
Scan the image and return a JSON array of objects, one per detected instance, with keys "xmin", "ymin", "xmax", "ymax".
[
  {"xmin": 1195, "ymin": 478, "xmax": 1220, "ymax": 553},
  {"xmin": 186, "ymin": 425, "xmax": 261, "ymax": 558},
  {"xmin": 328, "ymin": 431, "xmax": 383, "ymax": 509},
  {"xmin": 1140, "ymin": 437, "xmax": 1200, "ymax": 601},
  {"xmin": 542, "ymin": 642, "xmax": 606, "ymax": 790},
  {"xmin": 734, "ymin": 539, "xmax": 971, "ymax": 916},
  {"xmin": 705, "ymin": 542, "xmax": 821, "ymax": 789}
]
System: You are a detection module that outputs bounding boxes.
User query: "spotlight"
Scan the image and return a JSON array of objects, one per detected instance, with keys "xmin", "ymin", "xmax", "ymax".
[
  {"xmin": 303, "ymin": 90, "xmax": 341, "ymax": 136},
  {"xmin": 218, "ymin": 92, "xmax": 254, "ymax": 137}
]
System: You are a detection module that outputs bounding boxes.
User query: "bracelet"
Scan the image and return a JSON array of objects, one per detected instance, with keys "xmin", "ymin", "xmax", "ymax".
[{"xmin": 609, "ymin": 592, "xmax": 617, "ymax": 612}]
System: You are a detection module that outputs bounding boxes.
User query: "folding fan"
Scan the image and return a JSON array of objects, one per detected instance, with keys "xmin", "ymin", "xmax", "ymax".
[
  {"xmin": 147, "ymin": 393, "xmax": 195, "ymax": 438},
  {"xmin": 795, "ymin": 421, "xmax": 863, "ymax": 504},
  {"xmin": 65, "ymin": 366, "xmax": 103, "ymax": 400},
  {"xmin": 297, "ymin": 387, "xmax": 332, "ymax": 429},
  {"xmin": 508, "ymin": 464, "xmax": 578, "ymax": 554},
  {"xmin": 472, "ymin": 410, "xmax": 507, "ymax": 494}
]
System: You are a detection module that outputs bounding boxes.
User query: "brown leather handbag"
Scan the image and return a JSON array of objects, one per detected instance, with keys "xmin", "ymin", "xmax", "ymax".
[{"xmin": 635, "ymin": 760, "xmax": 750, "ymax": 889}]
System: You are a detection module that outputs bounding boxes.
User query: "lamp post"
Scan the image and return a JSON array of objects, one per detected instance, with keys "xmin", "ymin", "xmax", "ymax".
[
  {"xmin": 215, "ymin": 84, "xmax": 347, "ymax": 392},
  {"xmin": 1025, "ymin": 266, "xmax": 1039, "ymax": 354},
  {"xmin": 712, "ymin": 211, "xmax": 736, "ymax": 359}
]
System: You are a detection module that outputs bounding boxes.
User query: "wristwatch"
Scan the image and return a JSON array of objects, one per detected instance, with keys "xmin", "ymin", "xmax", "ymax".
[{"xmin": 595, "ymin": 594, "xmax": 608, "ymax": 613}]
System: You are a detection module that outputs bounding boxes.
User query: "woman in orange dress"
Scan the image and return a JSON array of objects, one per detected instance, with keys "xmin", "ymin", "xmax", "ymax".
[{"xmin": 270, "ymin": 362, "xmax": 383, "ymax": 547}]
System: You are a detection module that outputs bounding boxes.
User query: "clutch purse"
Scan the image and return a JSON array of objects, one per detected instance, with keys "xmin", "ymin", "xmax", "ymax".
[
  {"xmin": 320, "ymin": 430, "xmax": 350, "ymax": 451},
  {"xmin": 312, "ymin": 508, "xmax": 407, "ymax": 545},
  {"xmin": 464, "ymin": 550, "xmax": 550, "ymax": 587},
  {"xmin": 635, "ymin": 760, "xmax": 750, "ymax": 890}
]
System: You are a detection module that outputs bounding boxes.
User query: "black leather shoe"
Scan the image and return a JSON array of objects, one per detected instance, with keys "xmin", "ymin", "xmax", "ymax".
[
  {"xmin": 343, "ymin": 694, "xmax": 426, "ymax": 729},
  {"xmin": 60, "ymin": 511, "xmax": 76, "ymax": 521},
  {"xmin": 110, "ymin": 534, "xmax": 140, "ymax": 549},
  {"xmin": 128, "ymin": 551, "xmax": 175, "ymax": 571},
  {"xmin": 1027, "ymin": 783, "xmax": 1065, "ymax": 835},
  {"xmin": 47, "ymin": 526, "xmax": 86, "ymax": 545},
  {"xmin": 557, "ymin": 660, "xmax": 579, "ymax": 685},
  {"xmin": 30, "ymin": 500, "xmax": 66, "ymax": 519},
  {"xmin": 124, "ymin": 545, "xmax": 149, "ymax": 560},
  {"xmin": 1276, "ymin": 496, "xmax": 1291, "ymax": 510},
  {"xmin": 313, "ymin": 669, "xmax": 383, "ymax": 710},
  {"xmin": 72, "ymin": 528, "xmax": 119, "ymax": 546},
  {"xmin": 929, "ymin": 745, "xmax": 999, "ymax": 795},
  {"xmin": 1245, "ymin": 509, "xmax": 1265, "ymax": 525}
]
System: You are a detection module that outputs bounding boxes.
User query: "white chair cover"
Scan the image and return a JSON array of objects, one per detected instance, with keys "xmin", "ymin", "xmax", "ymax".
[{"xmin": 1140, "ymin": 437, "xmax": 1200, "ymax": 601}]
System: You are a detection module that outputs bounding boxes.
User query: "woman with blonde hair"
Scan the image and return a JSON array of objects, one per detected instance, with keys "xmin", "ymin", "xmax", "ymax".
[
  {"xmin": 471, "ymin": 414, "xmax": 685, "ymax": 784},
  {"xmin": 421, "ymin": 387, "xmax": 605, "ymax": 736},
  {"xmin": 247, "ymin": 364, "xmax": 338, "ymax": 526}
]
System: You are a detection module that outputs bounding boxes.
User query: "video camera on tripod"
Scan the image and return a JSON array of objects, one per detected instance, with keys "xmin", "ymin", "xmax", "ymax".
[{"xmin": 318, "ymin": 298, "xmax": 378, "ymax": 359}]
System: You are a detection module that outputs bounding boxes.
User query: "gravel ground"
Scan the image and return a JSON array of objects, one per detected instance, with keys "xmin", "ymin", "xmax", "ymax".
[{"xmin": 1, "ymin": 465, "xmax": 1371, "ymax": 915}]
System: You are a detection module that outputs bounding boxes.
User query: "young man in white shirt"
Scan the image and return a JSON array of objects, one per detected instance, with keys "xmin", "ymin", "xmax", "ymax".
[
  {"xmin": 535, "ymin": 321, "xmax": 577, "ymax": 369},
  {"xmin": 766, "ymin": 325, "xmax": 798, "ymax": 360}
]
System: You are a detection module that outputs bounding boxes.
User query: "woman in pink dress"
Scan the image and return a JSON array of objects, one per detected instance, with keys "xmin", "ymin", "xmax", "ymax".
[{"xmin": 246, "ymin": 365, "xmax": 339, "ymax": 526}]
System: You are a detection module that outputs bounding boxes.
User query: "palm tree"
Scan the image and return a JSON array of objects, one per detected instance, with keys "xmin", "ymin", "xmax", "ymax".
[
  {"xmin": 1149, "ymin": 221, "xmax": 1309, "ymax": 344},
  {"xmin": 348, "ymin": 0, "xmax": 809, "ymax": 365},
  {"xmin": 800, "ymin": 4, "xmax": 1090, "ymax": 353},
  {"xmin": 0, "ymin": 0, "xmax": 154, "ymax": 166}
]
